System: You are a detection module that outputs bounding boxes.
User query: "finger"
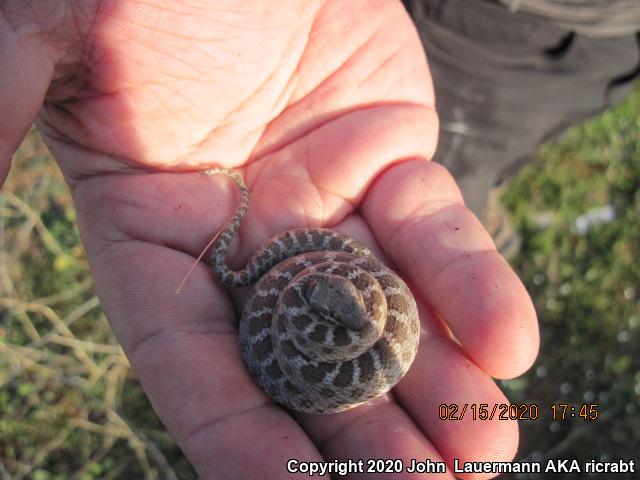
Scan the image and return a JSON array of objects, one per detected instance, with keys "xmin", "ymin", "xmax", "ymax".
[
  {"xmin": 0, "ymin": 13, "xmax": 54, "ymax": 184},
  {"xmin": 395, "ymin": 306, "xmax": 520, "ymax": 479},
  {"xmin": 298, "ymin": 399, "xmax": 455, "ymax": 480},
  {"xmin": 363, "ymin": 159, "xmax": 539, "ymax": 379},
  {"xmin": 72, "ymin": 175, "xmax": 327, "ymax": 478}
]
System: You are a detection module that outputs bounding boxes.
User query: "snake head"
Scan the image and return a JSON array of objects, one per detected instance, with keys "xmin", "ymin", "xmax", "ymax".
[{"xmin": 302, "ymin": 273, "xmax": 369, "ymax": 331}]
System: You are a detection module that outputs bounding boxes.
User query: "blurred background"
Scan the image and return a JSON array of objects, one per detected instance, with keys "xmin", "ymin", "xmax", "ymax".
[{"xmin": 1, "ymin": 84, "xmax": 638, "ymax": 478}]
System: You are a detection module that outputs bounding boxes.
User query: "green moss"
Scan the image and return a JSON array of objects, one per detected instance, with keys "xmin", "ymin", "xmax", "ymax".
[{"xmin": 502, "ymin": 84, "xmax": 640, "ymax": 463}]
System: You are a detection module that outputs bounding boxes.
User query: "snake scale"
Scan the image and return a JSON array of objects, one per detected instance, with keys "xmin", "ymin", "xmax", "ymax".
[{"xmin": 204, "ymin": 168, "xmax": 420, "ymax": 414}]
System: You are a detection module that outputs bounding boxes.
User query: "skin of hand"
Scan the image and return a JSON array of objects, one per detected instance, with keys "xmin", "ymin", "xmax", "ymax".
[{"xmin": 0, "ymin": 1, "xmax": 539, "ymax": 479}]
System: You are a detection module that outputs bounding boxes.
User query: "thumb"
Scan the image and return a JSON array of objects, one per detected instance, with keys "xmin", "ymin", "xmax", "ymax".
[{"xmin": 0, "ymin": 13, "xmax": 54, "ymax": 185}]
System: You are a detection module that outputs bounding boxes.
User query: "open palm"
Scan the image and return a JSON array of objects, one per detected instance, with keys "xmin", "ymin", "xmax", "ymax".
[{"xmin": 1, "ymin": 1, "xmax": 539, "ymax": 478}]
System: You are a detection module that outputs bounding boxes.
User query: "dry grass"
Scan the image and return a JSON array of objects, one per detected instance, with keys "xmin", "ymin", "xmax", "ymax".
[{"xmin": 1, "ymin": 131, "xmax": 192, "ymax": 480}]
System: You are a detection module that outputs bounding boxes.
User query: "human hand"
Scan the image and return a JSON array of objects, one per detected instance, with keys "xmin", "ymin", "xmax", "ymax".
[{"xmin": 0, "ymin": 1, "xmax": 538, "ymax": 478}]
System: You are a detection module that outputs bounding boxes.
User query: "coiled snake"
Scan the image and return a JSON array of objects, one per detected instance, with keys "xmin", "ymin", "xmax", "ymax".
[{"xmin": 205, "ymin": 168, "xmax": 420, "ymax": 414}]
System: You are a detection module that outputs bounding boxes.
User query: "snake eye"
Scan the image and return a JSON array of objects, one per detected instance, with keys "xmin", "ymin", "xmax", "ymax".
[{"xmin": 302, "ymin": 277, "xmax": 330, "ymax": 315}]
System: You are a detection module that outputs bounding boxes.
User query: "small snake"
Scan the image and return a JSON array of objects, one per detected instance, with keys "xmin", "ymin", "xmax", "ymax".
[{"xmin": 205, "ymin": 167, "xmax": 420, "ymax": 414}]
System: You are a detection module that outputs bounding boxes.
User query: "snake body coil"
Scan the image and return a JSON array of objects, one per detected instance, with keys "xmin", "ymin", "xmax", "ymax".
[{"xmin": 206, "ymin": 168, "xmax": 420, "ymax": 414}]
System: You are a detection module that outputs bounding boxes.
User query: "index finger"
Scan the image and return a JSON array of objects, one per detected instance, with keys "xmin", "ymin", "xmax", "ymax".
[{"xmin": 363, "ymin": 158, "xmax": 539, "ymax": 379}]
